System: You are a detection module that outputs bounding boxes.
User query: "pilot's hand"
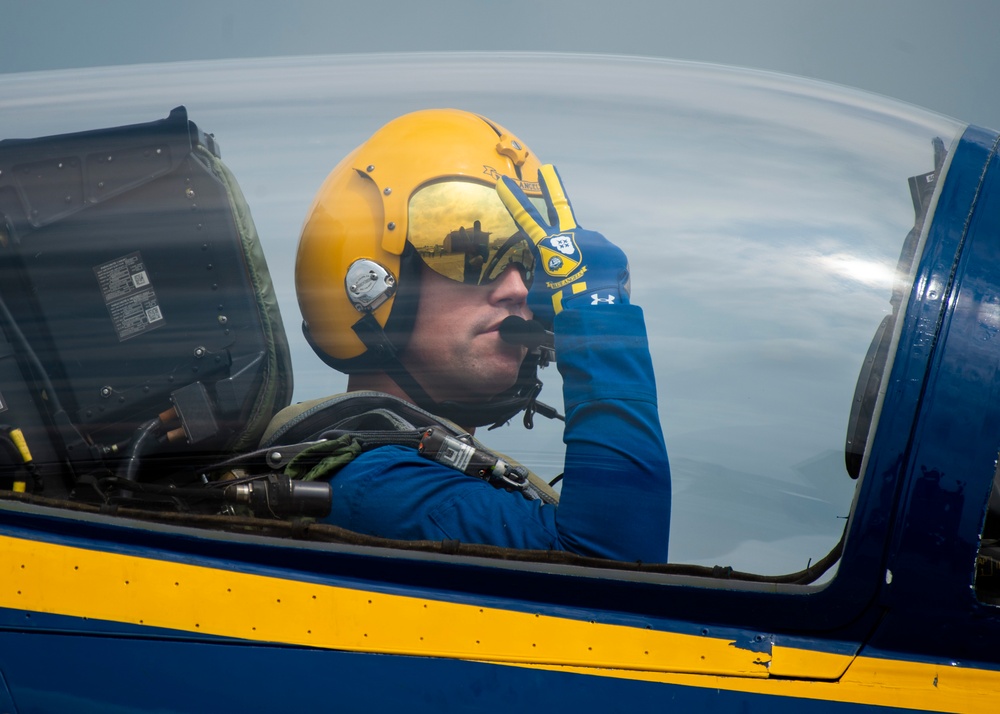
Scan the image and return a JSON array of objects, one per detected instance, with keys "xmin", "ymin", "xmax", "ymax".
[{"xmin": 497, "ymin": 164, "xmax": 630, "ymax": 325}]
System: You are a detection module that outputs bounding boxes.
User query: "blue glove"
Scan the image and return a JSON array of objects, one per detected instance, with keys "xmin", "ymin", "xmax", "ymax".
[{"xmin": 497, "ymin": 164, "xmax": 630, "ymax": 324}]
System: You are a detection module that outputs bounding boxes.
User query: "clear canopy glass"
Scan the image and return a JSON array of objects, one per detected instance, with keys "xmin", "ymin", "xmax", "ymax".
[{"xmin": 0, "ymin": 53, "xmax": 964, "ymax": 574}]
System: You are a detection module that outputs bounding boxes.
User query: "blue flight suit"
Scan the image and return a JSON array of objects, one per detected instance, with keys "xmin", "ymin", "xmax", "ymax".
[{"xmin": 321, "ymin": 304, "xmax": 671, "ymax": 563}]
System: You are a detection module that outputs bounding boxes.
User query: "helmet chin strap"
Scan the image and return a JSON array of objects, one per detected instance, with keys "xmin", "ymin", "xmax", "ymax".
[{"xmin": 350, "ymin": 312, "xmax": 547, "ymax": 429}]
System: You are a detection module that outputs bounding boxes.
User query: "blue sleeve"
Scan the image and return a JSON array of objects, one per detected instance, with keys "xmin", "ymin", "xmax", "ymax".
[
  {"xmin": 324, "ymin": 445, "xmax": 564, "ymax": 549},
  {"xmin": 321, "ymin": 304, "xmax": 670, "ymax": 562},
  {"xmin": 552, "ymin": 305, "xmax": 671, "ymax": 562}
]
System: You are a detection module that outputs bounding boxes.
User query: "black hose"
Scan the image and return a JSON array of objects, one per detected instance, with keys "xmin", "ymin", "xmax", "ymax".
[{"xmin": 115, "ymin": 419, "xmax": 163, "ymax": 482}]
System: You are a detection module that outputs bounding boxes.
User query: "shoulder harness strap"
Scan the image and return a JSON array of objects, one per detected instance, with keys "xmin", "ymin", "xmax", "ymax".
[{"xmin": 258, "ymin": 391, "xmax": 558, "ymax": 504}]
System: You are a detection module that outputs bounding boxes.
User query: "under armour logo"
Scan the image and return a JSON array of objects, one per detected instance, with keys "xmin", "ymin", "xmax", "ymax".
[{"xmin": 591, "ymin": 294, "xmax": 616, "ymax": 305}]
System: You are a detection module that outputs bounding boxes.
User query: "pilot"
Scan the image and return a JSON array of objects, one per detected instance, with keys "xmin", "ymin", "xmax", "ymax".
[{"xmin": 291, "ymin": 109, "xmax": 671, "ymax": 562}]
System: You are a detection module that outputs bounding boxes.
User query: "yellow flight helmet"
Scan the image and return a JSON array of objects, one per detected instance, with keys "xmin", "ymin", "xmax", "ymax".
[{"xmin": 295, "ymin": 108, "xmax": 543, "ymax": 370}]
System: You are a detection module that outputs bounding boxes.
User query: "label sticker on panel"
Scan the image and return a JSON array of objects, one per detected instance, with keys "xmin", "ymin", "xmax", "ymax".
[{"xmin": 94, "ymin": 251, "xmax": 165, "ymax": 341}]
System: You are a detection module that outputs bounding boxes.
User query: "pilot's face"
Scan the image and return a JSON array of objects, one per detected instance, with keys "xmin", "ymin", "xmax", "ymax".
[{"xmin": 401, "ymin": 262, "xmax": 531, "ymax": 402}]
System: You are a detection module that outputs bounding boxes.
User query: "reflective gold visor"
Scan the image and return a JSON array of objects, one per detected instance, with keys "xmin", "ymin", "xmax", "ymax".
[{"xmin": 408, "ymin": 180, "xmax": 544, "ymax": 285}]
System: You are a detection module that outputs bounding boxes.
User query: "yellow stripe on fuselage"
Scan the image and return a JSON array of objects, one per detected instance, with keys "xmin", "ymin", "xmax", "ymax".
[
  {"xmin": 1, "ymin": 533, "xmax": 998, "ymax": 711},
  {"xmin": 0, "ymin": 534, "xmax": 767, "ymax": 674}
]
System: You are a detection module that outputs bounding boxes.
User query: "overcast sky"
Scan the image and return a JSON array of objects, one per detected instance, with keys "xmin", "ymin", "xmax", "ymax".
[{"xmin": 2, "ymin": 0, "xmax": 999, "ymax": 130}]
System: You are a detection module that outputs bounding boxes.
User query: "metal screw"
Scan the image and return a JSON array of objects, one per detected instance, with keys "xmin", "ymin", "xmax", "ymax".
[
  {"xmin": 387, "ymin": 222, "xmax": 396, "ymax": 230},
  {"xmin": 100, "ymin": 386, "xmax": 112, "ymax": 398},
  {"xmin": 366, "ymin": 165, "xmax": 375, "ymax": 172},
  {"xmin": 193, "ymin": 346, "xmax": 206, "ymax": 358},
  {"xmin": 383, "ymin": 187, "xmax": 392, "ymax": 195},
  {"xmin": 218, "ymin": 315, "xmax": 228, "ymax": 325}
]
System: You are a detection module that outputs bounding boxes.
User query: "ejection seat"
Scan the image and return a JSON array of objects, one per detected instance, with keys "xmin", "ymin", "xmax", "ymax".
[{"xmin": 0, "ymin": 107, "xmax": 293, "ymax": 497}]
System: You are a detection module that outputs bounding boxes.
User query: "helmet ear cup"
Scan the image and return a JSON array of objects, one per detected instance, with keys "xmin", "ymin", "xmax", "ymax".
[{"xmin": 302, "ymin": 242, "xmax": 423, "ymax": 374}]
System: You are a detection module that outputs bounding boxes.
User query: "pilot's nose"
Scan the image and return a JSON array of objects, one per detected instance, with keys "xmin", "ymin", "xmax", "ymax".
[{"xmin": 488, "ymin": 264, "xmax": 529, "ymax": 308}]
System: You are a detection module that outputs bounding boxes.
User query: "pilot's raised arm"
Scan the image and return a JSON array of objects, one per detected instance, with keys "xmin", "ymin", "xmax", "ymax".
[{"xmin": 284, "ymin": 109, "xmax": 671, "ymax": 562}]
